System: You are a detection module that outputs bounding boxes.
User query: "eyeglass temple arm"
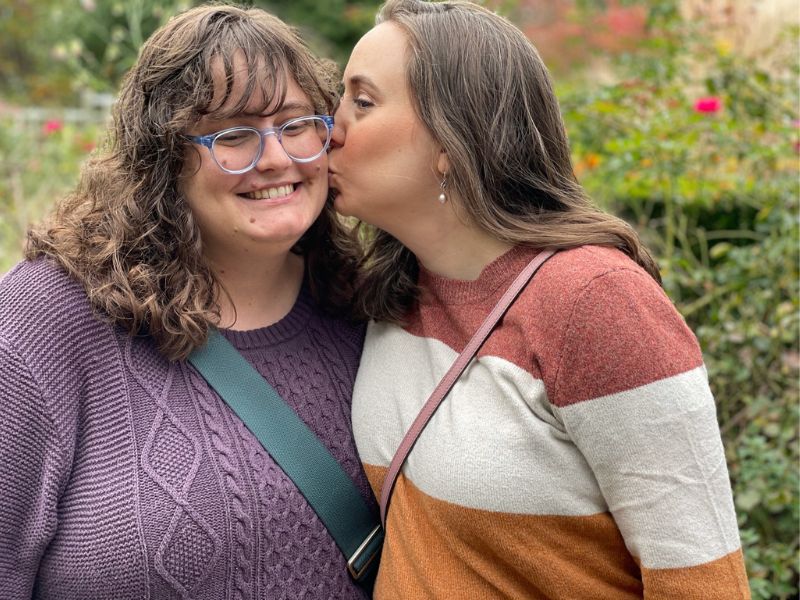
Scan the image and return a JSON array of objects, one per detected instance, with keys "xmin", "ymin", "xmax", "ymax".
[{"xmin": 185, "ymin": 134, "xmax": 215, "ymax": 149}]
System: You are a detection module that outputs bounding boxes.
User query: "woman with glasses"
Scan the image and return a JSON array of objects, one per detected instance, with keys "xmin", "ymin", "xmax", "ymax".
[
  {"xmin": 328, "ymin": 0, "xmax": 749, "ymax": 597},
  {"xmin": 0, "ymin": 4, "xmax": 376, "ymax": 599}
]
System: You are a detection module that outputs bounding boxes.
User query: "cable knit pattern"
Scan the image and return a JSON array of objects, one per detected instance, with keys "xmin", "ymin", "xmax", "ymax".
[
  {"xmin": 0, "ymin": 258, "xmax": 374, "ymax": 600},
  {"xmin": 219, "ymin": 296, "xmax": 373, "ymax": 599},
  {"xmin": 187, "ymin": 368, "xmax": 256, "ymax": 600}
]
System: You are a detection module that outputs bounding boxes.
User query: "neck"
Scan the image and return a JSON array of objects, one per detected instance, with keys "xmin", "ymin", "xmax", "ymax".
[
  {"xmin": 205, "ymin": 247, "xmax": 305, "ymax": 331},
  {"xmin": 396, "ymin": 205, "xmax": 513, "ymax": 281}
]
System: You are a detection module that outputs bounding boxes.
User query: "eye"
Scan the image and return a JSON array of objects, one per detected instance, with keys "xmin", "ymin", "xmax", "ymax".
[
  {"xmin": 214, "ymin": 129, "xmax": 256, "ymax": 147},
  {"xmin": 281, "ymin": 120, "xmax": 313, "ymax": 136},
  {"xmin": 353, "ymin": 94, "xmax": 374, "ymax": 110}
]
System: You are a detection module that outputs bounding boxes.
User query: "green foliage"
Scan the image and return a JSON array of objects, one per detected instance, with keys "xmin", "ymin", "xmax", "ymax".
[
  {"xmin": 0, "ymin": 0, "xmax": 77, "ymax": 104},
  {"xmin": 260, "ymin": 0, "xmax": 518, "ymax": 68},
  {"xmin": 261, "ymin": 0, "xmax": 381, "ymax": 67},
  {"xmin": 51, "ymin": 0, "xmax": 191, "ymax": 95},
  {"xmin": 560, "ymin": 7, "xmax": 799, "ymax": 598},
  {"xmin": 0, "ymin": 117, "xmax": 103, "ymax": 273},
  {"xmin": 0, "ymin": 0, "xmax": 189, "ymax": 103}
]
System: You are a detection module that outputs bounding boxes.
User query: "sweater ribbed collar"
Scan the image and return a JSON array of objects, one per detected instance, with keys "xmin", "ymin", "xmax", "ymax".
[
  {"xmin": 219, "ymin": 283, "xmax": 314, "ymax": 349},
  {"xmin": 418, "ymin": 245, "xmax": 540, "ymax": 306}
]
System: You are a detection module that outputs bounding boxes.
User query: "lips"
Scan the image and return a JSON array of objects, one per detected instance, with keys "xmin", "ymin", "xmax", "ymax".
[{"xmin": 327, "ymin": 170, "xmax": 340, "ymax": 190}]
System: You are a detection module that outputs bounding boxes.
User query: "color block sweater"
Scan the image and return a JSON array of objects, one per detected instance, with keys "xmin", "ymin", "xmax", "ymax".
[
  {"xmin": 0, "ymin": 259, "xmax": 376, "ymax": 600},
  {"xmin": 353, "ymin": 245, "xmax": 749, "ymax": 599}
]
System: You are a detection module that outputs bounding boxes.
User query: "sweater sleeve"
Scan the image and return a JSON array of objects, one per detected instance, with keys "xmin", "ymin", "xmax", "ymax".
[
  {"xmin": 0, "ymin": 336, "xmax": 65, "ymax": 599},
  {"xmin": 549, "ymin": 268, "xmax": 750, "ymax": 599}
]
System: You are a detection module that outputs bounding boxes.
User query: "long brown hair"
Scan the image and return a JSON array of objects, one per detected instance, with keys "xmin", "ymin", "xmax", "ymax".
[
  {"xmin": 26, "ymin": 3, "xmax": 361, "ymax": 361},
  {"xmin": 355, "ymin": 0, "xmax": 660, "ymax": 323}
]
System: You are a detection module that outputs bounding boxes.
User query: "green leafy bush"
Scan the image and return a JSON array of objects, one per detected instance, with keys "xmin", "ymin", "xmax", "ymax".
[
  {"xmin": 560, "ymin": 5, "xmax": 799, "ymax": 598},
  {"xmin": 0, "ymin": 0, "xmax": 190, "ymax": 103},
  {"xmin": 261, "ymin": 0, "xmax": 381, "ymax": 66},
  {"xmin": 0, "ymin": 117, "xmax": 102, "ymax": 273},
  {"xmin": 51, "ymin": 0, "xmax": 192, "ymax": 95},
  {"xmin": 0, "ymin": 0, "xmax": 80, "ymax": 104}
]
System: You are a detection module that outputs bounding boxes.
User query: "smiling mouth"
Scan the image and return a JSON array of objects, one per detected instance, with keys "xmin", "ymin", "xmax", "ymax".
[{"xmin": 241, "ymin": 184, "xmax": 296, "ymax": 200}]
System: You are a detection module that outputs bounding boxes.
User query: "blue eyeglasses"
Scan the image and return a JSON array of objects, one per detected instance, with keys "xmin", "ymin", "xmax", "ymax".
[{"xmin": 185, "ymin": 115, "xmax": 334, "ymax": 174}]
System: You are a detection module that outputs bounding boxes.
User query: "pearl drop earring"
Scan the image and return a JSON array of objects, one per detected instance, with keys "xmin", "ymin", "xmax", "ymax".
[{"xmin": 438, "ymin": 175, "xmax": 448, "ymax": 204}]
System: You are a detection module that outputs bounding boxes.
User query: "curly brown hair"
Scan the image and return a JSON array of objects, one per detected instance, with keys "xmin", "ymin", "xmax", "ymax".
[
  {"xmin": 26, "ymin": 3, "xmax": 362, "ymax": 361},
  {"xmin": 353, "ymin": 0, "xmax": 661, "ymax": 323}
]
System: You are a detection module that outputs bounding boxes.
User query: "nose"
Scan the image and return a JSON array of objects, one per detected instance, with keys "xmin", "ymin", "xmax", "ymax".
[
  {"xmin": 253, "ymin": 132, "xmax": 292, "ymax": 171},
  {"xmin": 329, "ymin": 106, "xmax": 345, "ymax": 150}
]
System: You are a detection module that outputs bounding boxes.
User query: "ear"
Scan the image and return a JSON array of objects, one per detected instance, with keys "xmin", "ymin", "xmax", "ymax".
[{"xmin": 437, "ymin": 150, "xmax": 450, "ymax": 176}]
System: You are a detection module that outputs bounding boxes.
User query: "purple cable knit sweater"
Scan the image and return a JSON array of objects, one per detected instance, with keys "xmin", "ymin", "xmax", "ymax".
[{"xmin": 0, "ymin": 259, "xmax": 376, "ymax": 600}]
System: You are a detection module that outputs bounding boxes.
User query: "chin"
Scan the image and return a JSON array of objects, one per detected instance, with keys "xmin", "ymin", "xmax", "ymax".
[
  {"xmin": 252, "ymin": 214, "xmax": 317, "ymax": 244},
  {"xmin": 332, "ymin": 193, "xmax": 355, "ymax": 218}
]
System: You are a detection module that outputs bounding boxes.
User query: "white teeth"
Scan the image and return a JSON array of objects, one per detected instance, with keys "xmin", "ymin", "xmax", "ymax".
[{"xmin": 245, "ymin": 184, "xmax": 295, "ymax": 200}]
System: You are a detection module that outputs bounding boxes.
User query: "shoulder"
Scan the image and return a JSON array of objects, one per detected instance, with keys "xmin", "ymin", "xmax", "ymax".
[
  {"xmin": 0, "ymin": 259, "xmax": 133, "ymax": 456},
  {"xmin": 1, "ymin": 258, "xmax": 91, "ymax": 318},
  {"xmin": 513, "ymin": 245, "xmax": 674, "ymax": 340},
  {"xmin": 517, "ymin": 245, "xmax": 673, "ymax": 332},
  {"xmin": 0, "ymin": 258, "xmax": 102, "ymax": 341},
  {"xmin": 534, "ymin": 245, "xmax": 661, "ymax": 303},
  {"xmin": 0, "ymin": 261, "xmax": 98, "ymax": 465},
  {"xmin": 0, "ymin": 258, "xmax": 120, "ymax": 384},
  {"xmin": 514, "ymin": 246, "xmax": 704, "ymax": 407}
]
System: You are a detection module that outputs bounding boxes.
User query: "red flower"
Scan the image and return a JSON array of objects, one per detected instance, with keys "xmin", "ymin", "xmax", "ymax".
[
  {"xmin": 694, "ymin": 97, "xmax": 723, "ymax": 114},
  {"xmin": 42, "ymin": 119, "xmax": 64, "ymax": 134}
]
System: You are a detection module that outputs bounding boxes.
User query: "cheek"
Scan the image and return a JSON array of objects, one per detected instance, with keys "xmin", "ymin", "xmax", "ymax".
[
  {"xmin": 180, "ymin": 147, "xmax": 205, "ymax": 183},
  {"xmin": 298, "ymin": 159, "xmax": 327, "ymax": 185},
  {"xmin": 179, "ymin": 171, "xmax": 203, "ymax": 213},
  {"xmin": 347, "ymin": 119, "xmax": 396, "ymax": 160}
]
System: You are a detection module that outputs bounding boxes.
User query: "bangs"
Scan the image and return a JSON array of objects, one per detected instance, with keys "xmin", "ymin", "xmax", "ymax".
[
  {"xmin": 194, "ymin": 21, "xmax": 291, "ymax": 120},
  {"xmin": 142, "ymin": 5, "xmax": 336, "ymax": 142}
]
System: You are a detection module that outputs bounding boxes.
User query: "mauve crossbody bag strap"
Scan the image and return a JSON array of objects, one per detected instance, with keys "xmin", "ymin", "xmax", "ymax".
[{"xmin": 379, "ymin": 248, "xmax": 557, "ymax": 527}]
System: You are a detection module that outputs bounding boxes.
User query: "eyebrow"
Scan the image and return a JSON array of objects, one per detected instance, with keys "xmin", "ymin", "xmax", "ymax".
[
  {"xmin": 345, "ymin": 74, "xmax": 378, "ymax": 90},
  {"xmin": 277, "ymin": 101, "xmax": 316, "ymax": 114}
]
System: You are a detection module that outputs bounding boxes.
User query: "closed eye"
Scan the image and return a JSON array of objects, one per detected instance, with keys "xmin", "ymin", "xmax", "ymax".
[
  {"xmin": 354, "ymin": 97, "xmax": 374, "ymax": 109},
  {"xmin": 214, "ymin": 129, "xmax": 255, "ymax": 147},
  {"xmin": 281, "ymin": 120, "xmax": 313, "ymax": 136}
]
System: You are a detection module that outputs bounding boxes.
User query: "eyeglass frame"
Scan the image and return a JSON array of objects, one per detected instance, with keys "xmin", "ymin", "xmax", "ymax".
[{"xmin": 185, "ymin": 115, "xmax": 334, "ymax": 174}]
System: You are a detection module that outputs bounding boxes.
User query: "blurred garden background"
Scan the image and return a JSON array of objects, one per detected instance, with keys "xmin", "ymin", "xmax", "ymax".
[{"xmin": 1, "ymin": 0, "xmax": 798, "ymax": 596}]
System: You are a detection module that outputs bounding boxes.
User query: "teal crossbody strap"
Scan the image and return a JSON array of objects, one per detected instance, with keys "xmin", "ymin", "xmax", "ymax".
[{"xmin": 188, "ymin": 329, "xmax": 382, "ymax": 583}]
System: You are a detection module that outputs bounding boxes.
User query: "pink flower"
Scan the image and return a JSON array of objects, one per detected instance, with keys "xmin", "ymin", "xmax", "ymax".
[
  {"xmin": 694, "ymin": 97, "xmax": 723, "ymax": 114},
  {"xmin": 42, "ymin": 119, "xmax": 64, "ymax": 135}
]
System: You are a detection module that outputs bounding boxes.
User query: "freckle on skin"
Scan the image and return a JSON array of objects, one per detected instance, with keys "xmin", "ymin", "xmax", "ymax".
[{"xmin": 249, "ymin": 217, "xmax": 256, "ymax": 223}]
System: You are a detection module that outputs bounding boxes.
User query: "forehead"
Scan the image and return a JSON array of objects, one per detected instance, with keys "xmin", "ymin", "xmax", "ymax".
[
  {"xmin": 345, "ymin": 23, "xmax": 410, "ymax": 88},
  {"xmin": 206, "ymin": 51, "xmax": 312, "ymax": 117}
]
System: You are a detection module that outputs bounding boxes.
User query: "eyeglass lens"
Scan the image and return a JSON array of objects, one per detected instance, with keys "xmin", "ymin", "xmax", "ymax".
[{"xmin": 212, "ymin": 117, "xmax": 329, "ymax": 172}]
